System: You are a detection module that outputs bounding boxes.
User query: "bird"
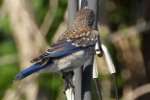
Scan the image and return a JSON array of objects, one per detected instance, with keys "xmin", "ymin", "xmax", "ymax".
[{"xmin": 15, "ymin": 7, "xmax": 102, "ymax": 81}]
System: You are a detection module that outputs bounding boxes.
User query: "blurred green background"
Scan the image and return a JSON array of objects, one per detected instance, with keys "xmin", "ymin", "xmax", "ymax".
[
  {"xmin": 0, "ymin": 0, "xmax": 150, "ymax": 100},
  {"xmin": 0, "ymin": 0, "xmax": 67, "ymax": 99}
]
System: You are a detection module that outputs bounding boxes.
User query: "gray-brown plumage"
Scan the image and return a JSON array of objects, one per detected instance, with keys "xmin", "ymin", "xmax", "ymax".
[
  {"xmin": 61, "ymin": 8, "xmax": 98, "ymax": 47},
  {"xmin": 15, "ymin": 8, "xmax": 100, "ymax": 80},
  {"xmin": 31, "ymin": 8, "xmax": 99, "ymax": 63}
]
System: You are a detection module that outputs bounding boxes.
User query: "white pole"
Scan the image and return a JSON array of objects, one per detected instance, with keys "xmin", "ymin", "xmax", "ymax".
[
  {"xmin": 101, "ymin": 44, "xmax": 116, "ymax": 74},
  {"xmin": 93, "ymin": 56, "xmax": 99, "ymax": 79},
  {"xmin": 65, "ymin": 88, "xmax": 75, "ymax": 100}
]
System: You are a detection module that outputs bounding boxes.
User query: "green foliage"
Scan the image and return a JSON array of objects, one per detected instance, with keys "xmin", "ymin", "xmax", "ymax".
[
  {"xmin": 0, "ymin": 63, "xmax": 19, "ymax": 99},
  {"xmin": 108, "ymin": 0, "xmax": 137, "ymax": 27},
  {"xmin": 32, "ymin": 0, "xmax": 67, "ymax": 43},
  {"xmin": 0, "ymin": 12, "xmax": 18, "ymax": 99},
  {"xmin": 32, "ymin": 0, "xmax": 49, "ymax": 25},
  {"xmin": 47, "ymin": 0, "xmax": 67, "ymax": 43},
  {"xmin": 0, "ymin": 0, "xmax": 3, "ymax": 7},
  {"xmin": 0, "ymin": 41, "xmax": 17, "ymax": 56},
  {"xmin": 32, "ymin": 0, "xmax": 67, "ymax": 99},
  {"xmin": 0, "ymin": 16, "xmax": 12, "ymax": 34},
  {"xmin": 0, "ymin": 0, "xmax": 143, "ymax": 99},
  {"xmin": 111, "ymin": 7, "xmax": 132, "ymax": 24},
  {"xmin": 38, "ymin": 73, "xmax": 63, "ymax": 99}
]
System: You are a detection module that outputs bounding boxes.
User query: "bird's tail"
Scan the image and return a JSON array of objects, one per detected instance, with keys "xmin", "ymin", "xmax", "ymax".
[{"xmin": 15, "ymin": 61, "xmax": 52, "ymax": 80}]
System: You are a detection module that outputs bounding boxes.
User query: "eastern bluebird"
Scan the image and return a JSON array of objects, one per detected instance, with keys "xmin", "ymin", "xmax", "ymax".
[{"xmin": 15, "ymin": 7, "xmax": 102, "ymax": 80}]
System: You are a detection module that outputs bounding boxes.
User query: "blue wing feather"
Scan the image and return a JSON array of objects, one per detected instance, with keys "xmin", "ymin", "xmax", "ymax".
[
  {"xmin": 31, "ymin": 40, "xmax": 91, "ymax": 62},
  {"xmin": 15, "ymin": 61, "xmax": 52, "ymax": 80},
  {"xmin": 46, "ymin": 42, "xmax": 82, "ymax": 58},
  {"xmin": 15, "ymin": 40, "xmax": 94, "ymax": 80}
]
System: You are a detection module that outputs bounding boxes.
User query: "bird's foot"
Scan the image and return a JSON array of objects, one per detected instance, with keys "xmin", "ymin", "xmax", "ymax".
[{"xmin": 62, "ymin": 71, "xmax": 75, "ymax": 93}]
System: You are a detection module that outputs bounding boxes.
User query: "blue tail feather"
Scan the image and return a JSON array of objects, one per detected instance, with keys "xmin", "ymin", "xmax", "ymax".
[{"xmin": 15, "ymin": 61, "xmax": 52, "ymax": 80}]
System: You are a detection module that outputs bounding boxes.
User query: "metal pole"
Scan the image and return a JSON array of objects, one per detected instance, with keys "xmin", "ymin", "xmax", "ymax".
[
  {"xmin": 87, "ymin": 0, "xmax": 98, "ymax": 29},
  {"xmin": 68, "ymin": 0, "xmax": 78, "ymax": 27},
  {"xmin": 82, "ymin": 63, "xmax": 93, "ymax": 100},
  {"xmin": 82, "ymin": 0, "xmax": 98, "ymax": 100},
  {"xmin": 68, "ymin": 1, "xmax": 82, "ymax": 100},
  {"xmin": 93, "ymin": 55, "xmax": 103, "ymax": 100},
  {"xmin": 101, "ymin": 44, "xmax": 119, "ymax": 100}
]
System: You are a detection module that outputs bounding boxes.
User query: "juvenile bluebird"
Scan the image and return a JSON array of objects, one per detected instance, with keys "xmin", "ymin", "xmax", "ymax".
[{"xmin": 15, "ymin": 7, "xmax": 102, "ymax": 80}]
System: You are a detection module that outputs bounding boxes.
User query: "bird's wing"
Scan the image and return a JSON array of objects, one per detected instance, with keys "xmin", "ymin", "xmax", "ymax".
[
  {"xmin": 15, "ymin": 40, "xmax": 82, "ymax": 80},
  {"xmin": 15, "ymin": 40, "xmax": 86, "ymax": 80},
  {"xmin": 31, "ymin": 40, "xmax": 85, "ymax": 63},
  {"xmin": 15, "ymin": 30, "xmax": 99, "ymax": 80},
  {"xmin": 31, "ymin": 30, "xmax": 98, "ymax": 63}
]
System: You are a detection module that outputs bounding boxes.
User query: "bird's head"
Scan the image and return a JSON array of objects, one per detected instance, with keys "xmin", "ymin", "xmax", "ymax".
[{"xmin": 74, "ymin": 8, "xmax": 95, "ymax": 27}]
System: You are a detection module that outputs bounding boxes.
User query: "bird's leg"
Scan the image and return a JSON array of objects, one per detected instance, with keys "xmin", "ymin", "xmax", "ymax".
[{"xmin": 62, "ymin": 71, "xmax": 75, "ymax": 92}]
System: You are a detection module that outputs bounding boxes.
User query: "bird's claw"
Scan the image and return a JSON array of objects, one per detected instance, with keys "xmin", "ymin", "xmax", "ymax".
[{"xmin": 62, "ymin": 71, "xmax": 75, "ymax": 93}]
